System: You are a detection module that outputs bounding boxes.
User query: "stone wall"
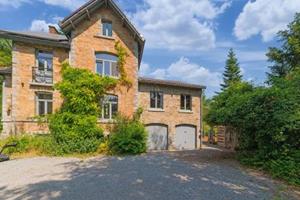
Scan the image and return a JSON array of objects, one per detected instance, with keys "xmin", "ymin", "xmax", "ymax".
[
  {"xmin": 69, "ymin": 6, "xmax": 139, "ymax": 117},
  {"xmin": 1, "ymin": 42, "xmax": 68, "ymax": 135},
  {"xmin": 138, "ymin": 83, "xmax": 203, "ymax": 149},
  {"xmin": 1, "ymin": 6, "xmax": 139, "ymax": 136}
]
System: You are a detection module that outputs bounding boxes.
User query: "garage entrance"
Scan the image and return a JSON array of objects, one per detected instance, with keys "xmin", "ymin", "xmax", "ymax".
[
  {"xmin": 146, "ymin": 124, "xmax": 168, "ymax": 150},
  {"xmin": 174, "ymin": 125, "xmax": 196, "ymax": 150}
]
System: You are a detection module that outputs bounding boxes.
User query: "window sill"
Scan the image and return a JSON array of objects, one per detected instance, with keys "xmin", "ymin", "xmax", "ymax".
[
  {"xmin": 97, "ymin": 74, "xmax": 120, "ymax": 80},
  {"xmin": 30, "ymin": 82, "xmax": 54, "ymax": 87},
  {"xmin": 94, "ymin": 34, "xmax": 115, "ymax": 40},
  {"xmin": 148, "ymin": 108, "xmax": 165, "ymax": 112},
  {"xmin": 178, "ymin": 110, "xmax": 193, "ymax": 114},
  {"xmin": 97, "ymin": 119, "xmax": 116, "ymax": 124}
]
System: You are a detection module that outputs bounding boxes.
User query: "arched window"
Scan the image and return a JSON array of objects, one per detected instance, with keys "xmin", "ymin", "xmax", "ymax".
[
  {"xmin": 101, "ymin": 95, "xmax": 118, "ymax": 120},
  {"xmin": 95, "ymin": 53, "xmax": 118, "ymax": 77}
]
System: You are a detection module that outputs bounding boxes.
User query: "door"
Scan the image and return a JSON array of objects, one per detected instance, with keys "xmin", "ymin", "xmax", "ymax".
[
  {"xmin": 175, "ymin": 125, "xmax": 196, "ymax": 150},
  {"xmin": 146, "ymin": 124, "xmax": 168, "ymax": 150}
]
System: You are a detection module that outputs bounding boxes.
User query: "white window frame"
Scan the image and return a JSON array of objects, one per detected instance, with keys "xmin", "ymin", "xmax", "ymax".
[
  {"xmin": 181, "ymin": 94, "xmax": 192, "ymax": 111},
  {"xmin": 95, "ymin": 56, "xmax": 119, "ymax": 78},
  {"xmin": 36, "ymin": 93, "xmax": 53, "ymax": 116},
  {"xmin": 150, "ymin": 91, "xmax": 164, "ymax": 109},
  {"xmin": 101, "ymin": 95, "xmax": 118, "ymax": 120},
  {"xmin": 102, "ymin": 21, "xmax": 113, "ymax": 37},
  {"xmin": 36, "ymin": 50, "xmax": 53, "ymax": 73}
]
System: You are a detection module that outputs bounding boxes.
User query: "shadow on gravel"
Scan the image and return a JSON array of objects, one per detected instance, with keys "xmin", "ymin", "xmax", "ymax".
[{"xmin": 0, "ymin": 147, "xmax": 296, "ymax": 200}]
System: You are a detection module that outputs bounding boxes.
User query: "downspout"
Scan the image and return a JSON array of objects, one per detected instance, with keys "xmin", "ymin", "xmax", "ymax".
[{"xmin": 200, "ymin": 88, "xmax": 205, "ymax": 149}]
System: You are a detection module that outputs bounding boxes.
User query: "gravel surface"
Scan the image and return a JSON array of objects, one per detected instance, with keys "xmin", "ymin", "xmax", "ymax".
[{"xmin": 0, "ymin": 146, "xmax": 298, "ymax": 200}]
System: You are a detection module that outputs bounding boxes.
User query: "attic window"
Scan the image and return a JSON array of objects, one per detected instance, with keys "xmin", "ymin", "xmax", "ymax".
[{"xmin": 102, "ymin": 20, "xmax": 112, "ymax": 37}]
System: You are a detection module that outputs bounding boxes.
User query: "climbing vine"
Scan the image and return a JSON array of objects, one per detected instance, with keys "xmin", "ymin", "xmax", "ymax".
[{"xmin": 115, "ymin": 41, "xmax": 132, "ymax": 88}]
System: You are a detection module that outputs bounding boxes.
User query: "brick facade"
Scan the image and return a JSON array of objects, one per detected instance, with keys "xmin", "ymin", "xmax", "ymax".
[
  {"xmin": 69, "ymin": 6, "xmax": 139, "ymax": 117},
  {"xmin": 138, "ymin": 83, "xmax": 202, "ymax": 149},
  {"xmin": 0, "ymin": 0, "xmax": 205, "ymax": 150}
]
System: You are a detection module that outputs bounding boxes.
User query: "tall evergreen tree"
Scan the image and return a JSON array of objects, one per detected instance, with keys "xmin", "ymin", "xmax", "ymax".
[
  {"xmin": 267, "ymin": 13, "xmax": 300, "ymax": 83},
  {"xmin": 221, "ymin": 48, "xmax": 242, "ymax": 90}
]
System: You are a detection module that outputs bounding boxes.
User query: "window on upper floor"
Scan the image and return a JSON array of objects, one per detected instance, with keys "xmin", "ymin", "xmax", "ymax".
[
  {"xmin": 100, "ymin": 95, "xmax": 118, "ymax": 120},
  {"xmin": 180, "ymin": 94, "xmax": 192, "ymax": 111},
  {"xmin": 102, "ymin": 20, "xmax": 113, "ymax": 37},
  {"xmin": 36, "ymin": 92, "xmax": 53, "ymax": 116},
  {"xmin": 36, "ymin": 50, "xmax": 53, "ymax": 72},
  {"xmin": 34, "ymin": 50, "xmax": 53, "ymax": 84},
  {"xmin": 95, "ymin": 53, "xmax": 119, "ymax": 77},
  {"xmin": 150, "ymin": 91, "xmax": 164, "ymax": 109}
]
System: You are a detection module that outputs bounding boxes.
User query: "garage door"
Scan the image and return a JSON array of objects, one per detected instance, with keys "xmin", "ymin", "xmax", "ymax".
[
  {"xmin": 175, "ymin": 125, "xmax": 196, "ymax": 150},
  {"xmin": 146, "ymin": 125, "xmax": 168, "ymax": 150}
]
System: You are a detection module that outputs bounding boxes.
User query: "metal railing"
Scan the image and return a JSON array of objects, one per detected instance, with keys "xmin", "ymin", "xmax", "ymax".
[{"xmin": 32, "ymin": 67, "xmax": 53, "ymax": 84}]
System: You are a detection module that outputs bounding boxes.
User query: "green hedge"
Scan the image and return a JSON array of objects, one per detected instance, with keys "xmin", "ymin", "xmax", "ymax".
[{"xmin": 207, "ymin": 70, "xmax": 300, "ymax": 185}]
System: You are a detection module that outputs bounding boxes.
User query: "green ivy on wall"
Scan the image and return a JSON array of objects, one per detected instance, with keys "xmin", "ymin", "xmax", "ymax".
[{"xmin": 115, "ymin": 41, "xmax": 132, "ymax": 88}]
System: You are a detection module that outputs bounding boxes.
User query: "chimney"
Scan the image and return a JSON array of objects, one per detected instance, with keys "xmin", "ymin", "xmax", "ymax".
[{"xmin": 48, "ymin": 25, "xmax": 59, "ymax": 34}]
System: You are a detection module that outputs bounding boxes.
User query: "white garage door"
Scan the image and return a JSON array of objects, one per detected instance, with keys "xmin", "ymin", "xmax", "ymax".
[
  {"xmin": 175, "ymin": 125, "xmax": 196, "ymax": 150},
  {"xmin": 146, "ymin": 125, "xmax": 168, "ymax": 150}
]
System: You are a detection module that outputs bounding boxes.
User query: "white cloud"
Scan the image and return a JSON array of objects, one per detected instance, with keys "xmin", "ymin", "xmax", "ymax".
[
  {"xmin": 237, "ymin": 50, "xmax": 267, "ymax": 63},
  {"xmin": 141, "ymin": 57, "xmax": 222, "ymax": 90},
  {"xmin": 234, "ymin": 0, "xmax": 300, "ymax": 42},
  {"xmin": 130, "ymin": 0, "xmax": 231, "ymax": 50},
  {"xmin": 42, "ymin": 0, "xmax": 86, "ymax": 10},
  {"xmin": 0, "ymin": 0, "xmax": 29, "ymax": 8},
  {"xmin": 29, "ymin": 17, "xmax": 62, "ymax": 32},
  {"xmin": 0, "ymin": 0, "xmax": 85, "ymax": 10}
]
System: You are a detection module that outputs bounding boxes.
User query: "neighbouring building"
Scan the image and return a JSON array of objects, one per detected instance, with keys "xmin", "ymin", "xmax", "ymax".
[{"xmin": 0, "ymin": 0, "xmax": 206, "ymax": 151}]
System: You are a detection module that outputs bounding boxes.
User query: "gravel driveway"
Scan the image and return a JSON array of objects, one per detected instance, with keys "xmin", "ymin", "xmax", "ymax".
[{"xmin": 0, "ymin": 146, "xmax": 298, "ymax": 200}]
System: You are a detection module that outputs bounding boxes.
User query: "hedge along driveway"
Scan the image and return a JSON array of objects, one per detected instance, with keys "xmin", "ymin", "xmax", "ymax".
[{"xmin": 0, "ymin": 148, "xmax": 298, "ymax": 200}]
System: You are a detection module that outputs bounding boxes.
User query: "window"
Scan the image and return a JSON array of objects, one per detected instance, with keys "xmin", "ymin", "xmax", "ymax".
[
  {"xmin": 36, "ymin": 93, "xmax": 53, "ymax": 116},
  {"xmin": 150, "ymin": 91, "xmax": 163, "ymax": 109},
  {"xmin": 95, "ymin": 53, "xmax": 118, "ymax": 77},
  {"xmin": 35, "ymin": 50, "xmax": 53, "ymax": 83},
  {"xmin": 180, "ymin": 94, "xmax": 192, "ymax": 111},
  {"xmin": 102, "ymin": 21, "xmax": 112, "ymax": 37},
  {"xmin": 101, "ymin": 95, "xmax": 118, "ymax": 120},
  {"xmin": 36, "ymin": 50, "xmax": 53, "ymax": 72}
]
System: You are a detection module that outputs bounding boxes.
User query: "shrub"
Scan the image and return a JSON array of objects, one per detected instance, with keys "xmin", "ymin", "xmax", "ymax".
[
  {"xmin": 49, "ymin": 113, "xmax": 104, "ymax": 154},
  {"xmin": 108, "ymin": 115, "xmax": 147, "ymax": 155},
  {"xmin": 0, "ymin": 135, "xmax": 59, "ymax": 155},
  {"xmin": 208, "ymin": 70, "xmax": 300, "ymax": 185},
  {"xmin": 238, "ymin": 150, "xmax": 300, "ymax": 185},
  {"xmin": 49, "ymin": 62, "xmax": 117, "ymax": 154}
]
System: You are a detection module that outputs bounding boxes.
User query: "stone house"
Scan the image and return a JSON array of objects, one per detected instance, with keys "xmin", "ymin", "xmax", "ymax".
[{"xmin": 0, "ymin": 0, "xmax": 206, "ymax": 150}]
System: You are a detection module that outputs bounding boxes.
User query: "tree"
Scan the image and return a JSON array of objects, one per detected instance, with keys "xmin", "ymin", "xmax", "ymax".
[
  {"xmin": 220, "ymin": 48, "xmax": 242, "ymax": 90},
  {"xmin": 267, "ymin": 13, "xmax": 300, "ymax": 82},
  {"xmin": 0, "ymin": 39, "xmax": 12, "ymax": 67}
]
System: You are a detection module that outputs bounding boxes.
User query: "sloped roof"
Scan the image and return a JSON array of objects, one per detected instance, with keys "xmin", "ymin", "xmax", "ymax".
[
  {"xmin": 59, "ymin": 0, "xmax": 145, "ymax": 66},
  {"xmin": 138, "ymin": 77, "xmax": 206, "ymax": 90},
  {"xmin": 0, "ymin": 30, "xmax": 70, "ymax": 48},
  {"xmin": 60, "ymin": 0, "xmax": 144, "ymax": 42}
]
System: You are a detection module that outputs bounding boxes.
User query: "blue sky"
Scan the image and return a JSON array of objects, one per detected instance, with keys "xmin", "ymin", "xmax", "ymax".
[{"xmin": 0, "ymin": 0, "xmax": 299, "ymax": 97}]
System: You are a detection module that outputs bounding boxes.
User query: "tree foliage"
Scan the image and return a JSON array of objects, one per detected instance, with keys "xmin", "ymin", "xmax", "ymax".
[
  {"xmin": 207, "ymin": 14, "xmax": 300, "ymax": 184},
  {"xmin": 220, "ymin": 48, "xmax": 242, "ymax": 90},
  {"xmin": 49, "ymin": 62, "xmax": 118, "ymax": 154},
  {"xmin": 267, "ymin": 13, "xmax": 300, "ymax": 82},
  {"xmin": 0, "ymin": 39, "xmax": 12, "ymax": 67}
]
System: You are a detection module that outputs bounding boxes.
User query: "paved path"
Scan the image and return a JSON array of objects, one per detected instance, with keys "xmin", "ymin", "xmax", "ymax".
[{"xmin": 0, "ymin": 146, "xmax": 298, "ymax": 200}]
